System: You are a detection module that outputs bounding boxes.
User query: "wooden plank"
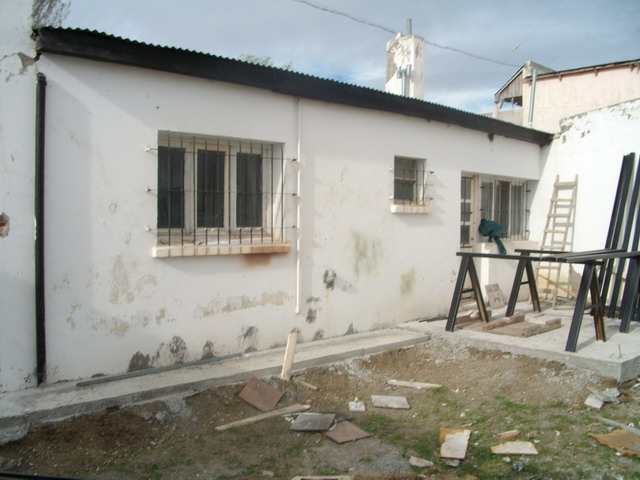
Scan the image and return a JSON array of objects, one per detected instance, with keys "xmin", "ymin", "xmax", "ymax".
[
  {"xmin": 294, "ymin": 379, "xmax": 318, "ymax": 391},
  {"xmin": 593, "ymin": 415, "xmax": 640, "ymax": 437},
  {"xmin": 388, "ymin": 379, "xmax": 441, "ymax": 389},
  {"xmin": 215, "ymin": 404, "xmax": 310, "ymax": 431},
  {"xmin": 489, "ymin": 318, "xmax": 562, "ymax": 338},
  {"xmin": 483, "ymin": 313, "xmax": 525, "ymax": 331},
  {"xmin": 280, "ymin": 330, "xmax": 299, "ymax": 381}
]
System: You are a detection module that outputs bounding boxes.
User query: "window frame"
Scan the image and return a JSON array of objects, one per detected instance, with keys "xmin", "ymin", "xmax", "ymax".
[
  {"xmin": 391, "ymin": 156, "xmax": 431, "ymax": 214},
  {"xmin": 478, "ymin": 175, "xmax": 529, "ymax": 240},
  {"xmin": 155, "ymin": 132, "xmax": 286, "ymax": 252}
]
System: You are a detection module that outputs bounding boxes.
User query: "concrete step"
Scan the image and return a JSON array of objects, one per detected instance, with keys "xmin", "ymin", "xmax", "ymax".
[{"xmin": 0, "ymin": 328, "xmax": 429, "ymax": 445}]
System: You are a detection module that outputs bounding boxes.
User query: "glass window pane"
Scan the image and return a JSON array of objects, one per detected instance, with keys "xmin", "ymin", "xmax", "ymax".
[
  {"xmin": 237, "ymin": 153, "xmax": 263, "ymax": 227},
  {"xmin": 157, "ymin": 146, "xmax": 184, "ymax": 229},
  {"xmin": 197, "ymin": 150, "xmax": 225, "ymax": 228}
]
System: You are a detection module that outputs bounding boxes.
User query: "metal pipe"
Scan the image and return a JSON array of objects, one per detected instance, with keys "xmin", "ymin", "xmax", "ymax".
[
  {"xmin": 295, "ymin": 98, "xmax": 302, "ymax": 314},
  {"xmin": 527, "ymin": 68, "xmax": 537, "ymax": 125},
  {"xmin": 35, "ymin": 73, "xmax": 47, "ymax": 386}
]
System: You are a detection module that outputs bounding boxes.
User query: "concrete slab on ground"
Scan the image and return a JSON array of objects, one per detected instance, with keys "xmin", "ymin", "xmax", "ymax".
[
  {"xmin": 404, "ymin": 304, "xmax": 640, "ymax": 383},
  {"xmin": 0, "ymin": 328, "xmax": 428, "ymax": 445}
]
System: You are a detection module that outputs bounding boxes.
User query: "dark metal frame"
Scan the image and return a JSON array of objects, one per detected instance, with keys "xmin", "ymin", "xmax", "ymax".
[{"xmin": 445, "ymin": 252, "xmax": 541, "ymax": 332}]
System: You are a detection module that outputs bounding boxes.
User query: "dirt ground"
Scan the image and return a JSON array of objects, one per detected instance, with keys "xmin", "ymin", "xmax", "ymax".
[{"xmin": 1, "ymin": 336, "xmax": 639, "ymax": 480}]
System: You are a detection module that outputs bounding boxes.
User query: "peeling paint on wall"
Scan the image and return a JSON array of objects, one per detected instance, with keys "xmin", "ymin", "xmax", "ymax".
[
  {"xmin": 313, "ymin": 329, "xmax": 324, "ymax": 341},
  {"xmin": 238, "ymin": 325, "xmax": 259, "ymax": 352},
  {"xmin": 53, "ymin": 274, "xmax": 70, "ymax": 291},
  {"xmin": 109, "ymin": 255, "xmax": 157, "ymax": 304},
  {"xmin": 306, "ymin": 308, "xmax": 317, "ymax": 323},
  {"xmin": 109, "ymin": 318, "xmax": 130, "ymax": 337},
  {"xmin": 0, "ymin": 212, "xmax": 9, "ymax": 237},
  {"xmin": 243, "ymin": 253, "xmax": 273, "ymax": 266},
  {"xmin": 110, "ymin": 255, "xmax": 134, "ymax": 304},
  {"xmin": 400, "ymin": 268, "xmax": 416, "ymax": 296},
  {"xmin": 221, "ymin": 291, "xmax": 289, "ymax": 313},
  {"xmin": 128, "ymin": 352, "xmax": 151, "ymax": 372},
  {"xmin": 202, "ymin": 340, "xmax": 215, "ymax": 359},
  {"xmin": 155, "ymin": 308, "xmax": 166, "ymax": 325},
  {"xmin": 168, "ymin": 336, "xmax": 187, "ymax": 363},
  {"xmin": 352, "ymin": 232, "xmax": 381, "ymax": 278}
]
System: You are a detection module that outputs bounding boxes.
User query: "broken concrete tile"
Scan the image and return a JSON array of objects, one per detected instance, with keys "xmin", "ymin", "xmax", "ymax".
[
  {"xmin": 495, "ymin": 429, "xmax": 520, "ymax": 440},
  {"xmin": 371, "ymin": 395, "xmax": 410, "ymax": 409},
  {"xmin": 290, "ymin": 413, "xmax": 336, "ymax": 432},
  {"xmin": 491, "ymin": 441, "xmax": 539, "ymax": 455},
  {"xmin": 589, "ymin": 429, "xmax": 640, "ymax": 457},
  {"xmin": 387, "ymin": 379, "xmax": 441, "ymax": 389},
  {"xmin": 324, "ymin": 421, "xmax": 372, "ymax": 443},
  {"xmin": 348, "ymin": 400, "xmax": 366, "ymax": 412},
  {"xmin": 485, "ymin": 283, "xmax": 505, "ymax": 308},
  {"xmin": 409, "ymin": 455, "xmax": 434, "ymax": 468},
  {"xmin": 238, "ymin": 377, "xmax": 283, "ymax": 412},
  {"xmin": 215, "ymin": 404, "xmax": 310, "ymax": 431},
  {"xmin": 439, "ymin": 428, "xmax": 471, "ymax": 460},
  {"xmin": 584, "ymin": 394, "xmax": 605, "ymax": 410},
  {"xmin": 602, "ymin": 387, "xmax": 621, "ymax": 399}
]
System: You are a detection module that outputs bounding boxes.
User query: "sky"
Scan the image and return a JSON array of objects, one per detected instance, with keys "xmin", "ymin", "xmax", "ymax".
[{"xmin": 63, "ymin": 0, "xmax": 640, "ymax": 114}]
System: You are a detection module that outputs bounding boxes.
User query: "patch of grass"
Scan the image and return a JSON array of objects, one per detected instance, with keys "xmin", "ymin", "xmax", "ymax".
[
  {"xmin": 547, "ymin": 400, "xmax": 568, "ymax": 409},
  {"xmin": 409, "ymin": 437, "xmax": 435, "ymax": 459},
  {"xmin": 360, "ymin": 413, "xmax": 396, "ymax": 434},
  {"xmin": 100, "ymin": 460, "xmax": 139, "ymax": 477},
  {"xmin": 284, "ymin": 439, "xmax": 306, "ymax": 457}
]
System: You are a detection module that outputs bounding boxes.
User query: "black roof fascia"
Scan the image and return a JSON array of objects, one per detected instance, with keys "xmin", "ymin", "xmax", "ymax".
[{"xmin": 35, "ymin": 28, "xmax": 552, "ymax": 145}]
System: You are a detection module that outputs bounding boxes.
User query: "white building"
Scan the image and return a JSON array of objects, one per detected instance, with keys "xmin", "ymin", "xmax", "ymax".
[{"xmin": 1, "ymin": 3, "xmax": 638, "ymax": 394}]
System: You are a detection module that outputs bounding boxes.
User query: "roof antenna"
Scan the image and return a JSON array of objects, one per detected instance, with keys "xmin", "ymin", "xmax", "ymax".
[{"xmin": 407, "ymin": 18, "xmax": 412, "ymax": 35}]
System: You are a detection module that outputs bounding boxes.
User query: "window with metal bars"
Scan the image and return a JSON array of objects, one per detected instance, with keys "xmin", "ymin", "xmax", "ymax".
[
  {"xmin": 479, "ymin": 177, "xmax": 529, "ymax": 240},
  {"xmin": 393, "ymin": 156, "xmax": 429, "ymax": 205},
  {"xmin": 156, "ymin": 132, "xmax": 286, "ymax": 247}
]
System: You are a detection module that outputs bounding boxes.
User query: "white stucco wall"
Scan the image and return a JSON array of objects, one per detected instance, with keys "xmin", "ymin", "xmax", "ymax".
[
  {"xmin": 529, "ymin": 99, "xmax": 640, "ymax": 252},
  {"xmin": 0, "ymin": 0, "xmax": 38, "ymax": 391},
  {"xmin": 13, "ymin": 52, "xmax": 541, "ymax": 385}
]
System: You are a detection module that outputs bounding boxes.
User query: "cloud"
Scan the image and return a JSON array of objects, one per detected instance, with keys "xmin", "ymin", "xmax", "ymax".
[{"xmin": 64, "ymin": 0, "xmax": 640, "ymax": 114}]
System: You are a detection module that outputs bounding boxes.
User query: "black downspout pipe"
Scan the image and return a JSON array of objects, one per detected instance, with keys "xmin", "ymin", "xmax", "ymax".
[{"xmin": 35, "ymin": 73, "xmax": 47, "ymax": 386}]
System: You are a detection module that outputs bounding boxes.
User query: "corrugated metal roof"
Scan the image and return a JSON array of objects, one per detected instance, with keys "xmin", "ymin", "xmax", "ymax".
[{"xmin": 34, "ymin": 27, "xmax": 553, "ymax": 145}]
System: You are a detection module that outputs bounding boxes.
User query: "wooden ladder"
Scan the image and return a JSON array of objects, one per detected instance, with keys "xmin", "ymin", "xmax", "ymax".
[{"xmin": 537, "ymin": 175, "xmax": 578, "ymax": 305}]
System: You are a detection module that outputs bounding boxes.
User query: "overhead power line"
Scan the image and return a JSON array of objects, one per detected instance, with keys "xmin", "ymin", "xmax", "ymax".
[{"xmin": 292, "ymin": 0, "xmax": 518, "ymax": 68}]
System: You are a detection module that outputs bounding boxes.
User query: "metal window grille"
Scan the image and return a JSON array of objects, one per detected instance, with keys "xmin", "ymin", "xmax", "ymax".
[
  {"xmin": 479, "ymin": 178, "xmax": 529, "ymax": 240},
  {"xmin": 460, "ymin": 176, "xmax": 473, "ymax": 247},
  {"xmin": 156, "ymin": 132, "xmax": 291, "ymax": 247},
  {"xmin": 393, "ymin": 157, "xmax": 430, "ymax": 206}
]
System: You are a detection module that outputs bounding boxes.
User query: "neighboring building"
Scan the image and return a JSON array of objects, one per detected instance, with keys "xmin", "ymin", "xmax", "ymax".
[{"xmin": 493, "ymin": 59, "xmax": 640, "ymax": 132}]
